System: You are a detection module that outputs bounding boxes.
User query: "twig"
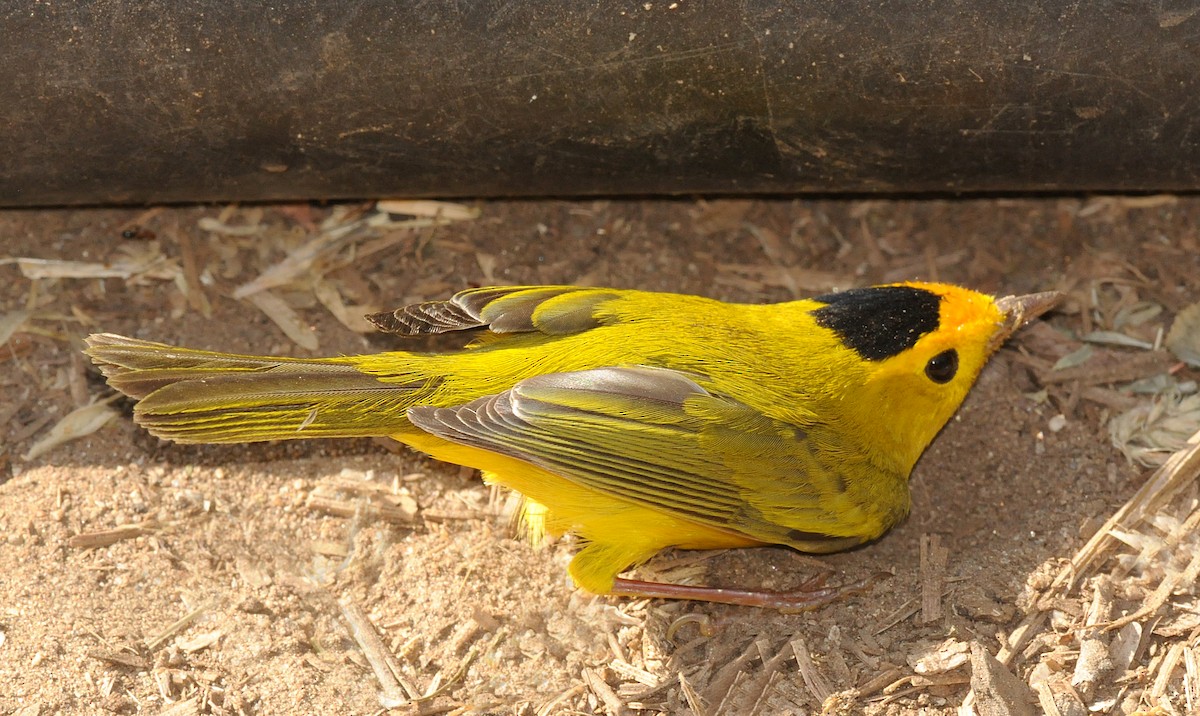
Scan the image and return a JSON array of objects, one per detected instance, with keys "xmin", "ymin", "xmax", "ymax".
[
  {"xmin": 854, "ymin": 667, "xmax": 907, "ymax": 699},
  {"xmin": 87, "ymin": 649, "xmax": 151, "ymax": 670},
  {"xmin": 873, "ymin": 597, "xmax": 920, "ymax": 635},
  {"xmin": 340, "ymin": 599, "xmax": 421, "ymax": 707},
  {"xmin": 68, "ymin": 522, "xmax": 156, "ymax": 549},
  {"xmin": 306, "ymin": 491, "xmax": 418, "ymax": 524},
  {"xmin": 145, "ymin": 600, "xmax": 212, "ymax": 652}
]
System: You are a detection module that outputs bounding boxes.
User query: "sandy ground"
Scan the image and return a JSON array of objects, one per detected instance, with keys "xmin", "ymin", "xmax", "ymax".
[{"xmin": 0, "ymin": 197, "xmax": 1197, "ymax": 715}]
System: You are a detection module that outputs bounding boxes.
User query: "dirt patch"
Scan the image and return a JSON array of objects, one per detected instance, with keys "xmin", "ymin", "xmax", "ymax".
[{"xmin": 0, "ymin": 197, "xmax": 1197, "ymax": 714}]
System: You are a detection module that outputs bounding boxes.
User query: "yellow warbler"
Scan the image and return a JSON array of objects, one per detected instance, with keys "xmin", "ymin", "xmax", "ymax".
[{"xmin": 86, "ymin": 282, "xmax": 1058, "ymax": 609}]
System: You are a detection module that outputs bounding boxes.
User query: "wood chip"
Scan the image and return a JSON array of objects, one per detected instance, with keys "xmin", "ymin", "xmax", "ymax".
[
  {"xmin": 117, "ymin": 207, "xmax": 165, "ymax": 236},
  {"xmin": 582, "ymin": 668, "xmax": 627, "ymax": 716},
  {"xmin": 154, "ymin": 696, "xmax": 201, "ymax": 716},
  {"xmin": 1184, "ymin": 643, "xmax": 1198, "ymax": 713},
  {"xmin": 309, "ymin": 540, "xmax": 350, "ymax": 558},
  {"xmin": 909, "ymin": 638, "xmax": 970, "ymax": 676},
  {"xmin": 1108, "ymin": 621, "xmax": 1144, "ymax": 675},
  {"xmin": 920, "ymin": 533, "xmax": 948, "ymax": 624},
  {"xmin": 172, "ymin": 227, "xmax": 212, "ymax": 319},
  {"xmin": 1151, "ymin": 642, "xmax": 1186, "ymax": 699},
  {"xmin": 608, "ymin": 658, "xmax": 660, "ymax": 688},
  {"xmin": 791, "ymin": 638, "xmax": 832, "ymax": 702},
  {"xmin": 678, "ymin": 669, "xmax": 708, "ymax": 716},
  {"xmin": 375, "ymin": 200, "xmax": 480, "ymax": 222},
  {"xmin": 1032, "ymin": 676, "xmax": 1086, "ymax": 716},
  {"xmin": 420, "ymin": 509, "xmax": 481, "ymax": 523},
  {"xmin": 1049, "ymin": 427, "xmax": 1200, "ymax": 595},
  {"xmin": 1106, "ymin": 529, "xmax": 1200, "ymax": 631},
  {"xmin": 968, "ymin": 642, "xmax": 1037, "ymax": 716},
  {"xmin": 1073, "ymin": 578, "xmax": 1114, "ymax": 696},
  {"xmin": 231, "ymin": 231, "xmax": 348, "ymax": 299}
]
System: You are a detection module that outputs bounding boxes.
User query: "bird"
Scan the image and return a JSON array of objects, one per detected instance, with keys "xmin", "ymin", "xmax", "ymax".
[{"xmin": 85, "ymin": 282, "xmax": 1059, "ymax": 610}]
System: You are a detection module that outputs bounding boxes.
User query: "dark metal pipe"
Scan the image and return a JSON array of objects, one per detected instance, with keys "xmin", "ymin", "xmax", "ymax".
[{"xmin": 3, "ymin": 1, "xmax": 1198, "ymax": 206}]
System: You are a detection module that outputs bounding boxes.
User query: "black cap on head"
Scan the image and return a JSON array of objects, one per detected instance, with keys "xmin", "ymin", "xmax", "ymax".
[{"xmin": 811, "ymin": 286, "xmax": 942, "ymax": 361}]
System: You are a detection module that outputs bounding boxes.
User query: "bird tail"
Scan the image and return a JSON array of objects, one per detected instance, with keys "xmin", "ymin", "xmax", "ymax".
[{"xmin": 84, "ymin": 333, "xmax": 430, "ymax": 444}]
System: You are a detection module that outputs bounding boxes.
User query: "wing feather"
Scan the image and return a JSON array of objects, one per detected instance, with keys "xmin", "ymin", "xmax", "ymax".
[
  {"xmin": 366, "ymin": 286, "xmax": 623, "ymax": 337},
  {"xmin": 408, "ymin": 366, "xmax": 860, "ymax": 547}
]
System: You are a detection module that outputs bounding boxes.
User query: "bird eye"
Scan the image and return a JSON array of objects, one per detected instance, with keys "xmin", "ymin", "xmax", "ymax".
[{"xmin": 925, "ymin": 349, "xmax": 958, "ymax": 384}]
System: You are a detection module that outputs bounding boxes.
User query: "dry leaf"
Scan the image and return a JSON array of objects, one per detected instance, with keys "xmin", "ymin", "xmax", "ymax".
[
  {"xmin": 24, "ymin": 399, "xmax": 118, "ymax": 460},
  {"xmin": 246, "ymin": 290, "xmax": 319, "ymax": 351},
  {"xmin": 1052, "ymin": 344, "xmax": 1094, "ymax": 371},
  {"xmin": 476, "ymin": 252, "xmax": 499, "ymax": 283},
  {"xmin": 175, "ymin": 630, "xmax": 222, "ymax": 653},
  {"xmin": 8, "ymin": 243, "xmax": 180, "ymax": 283},
  {"xmin": 232, "ymin": 232, "xmax": 350, "ymax": 299},
  {"xmin": 312, "ymin": 279, "xmax": 376, "ymax": 333},
  {"xmin": 1166, "ymin": 301, "xmax": 1200, "ymax": 367},
  {"xmin": 0, "ymin": 309, "xmax": 30, "ymax": 347},
  {"xmin": 1111, "ymin": 392, "xmax": 1200, "ymax": 466},
  {"xmin": 1082, "ymin": 330, "xmax": 1155, "ymax": 350}
]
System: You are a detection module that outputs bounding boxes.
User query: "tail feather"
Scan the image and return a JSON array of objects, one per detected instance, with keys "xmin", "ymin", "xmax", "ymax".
[{"xmin": 85, "ymin": 333, "xmax": 431, "ymax": 444}]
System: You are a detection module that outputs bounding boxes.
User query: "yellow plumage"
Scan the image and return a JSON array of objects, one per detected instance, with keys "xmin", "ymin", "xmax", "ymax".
[{"xmin": 85, "ymin": 282, "xmax": 1058, "ymax": 607}]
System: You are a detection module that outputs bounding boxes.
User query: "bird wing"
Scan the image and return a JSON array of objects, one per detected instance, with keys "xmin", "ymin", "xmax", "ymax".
[
  {"xmin": 407, "ymin": 366, "xmax": 868, "ymax": 550},
  {"xmin": 366, "ymin": 286, "xmax": 625, "ymax": 336}
]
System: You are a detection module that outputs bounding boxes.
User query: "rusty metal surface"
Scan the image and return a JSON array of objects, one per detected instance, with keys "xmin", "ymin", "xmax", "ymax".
[{"xmin": 3, "ymin": 1, "xmax": 1198, "ymax": 205}]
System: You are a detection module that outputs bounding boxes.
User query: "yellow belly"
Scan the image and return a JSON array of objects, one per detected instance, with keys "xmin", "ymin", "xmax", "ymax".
[{"xmin": 394, "ymin": 429, "xmax": 763, "ymax": 594}]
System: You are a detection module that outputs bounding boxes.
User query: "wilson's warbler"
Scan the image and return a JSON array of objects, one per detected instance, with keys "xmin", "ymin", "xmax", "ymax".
[{"xmin": 86, "ymin": 282, "xmax": 1058, "ymax": 609}]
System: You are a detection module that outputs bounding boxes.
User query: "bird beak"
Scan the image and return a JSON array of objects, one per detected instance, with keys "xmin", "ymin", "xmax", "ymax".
[{"xmin": 989, "ymin": 291, "xmax": 1063, "ymax": 352}]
